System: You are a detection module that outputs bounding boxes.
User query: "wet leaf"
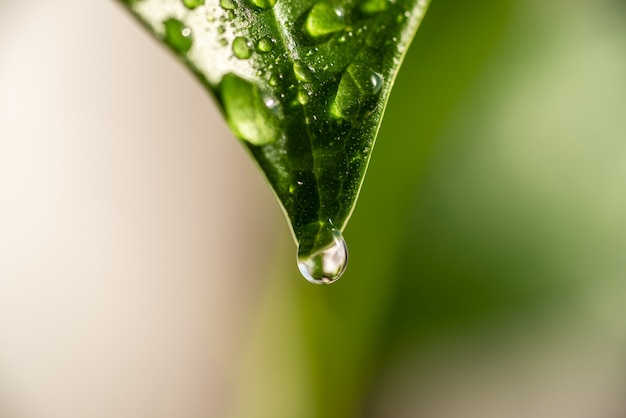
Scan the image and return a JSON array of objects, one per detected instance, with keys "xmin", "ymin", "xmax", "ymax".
[{"xmin": 118, "ymin": 0, "xmax": 430, "ymax": 282}]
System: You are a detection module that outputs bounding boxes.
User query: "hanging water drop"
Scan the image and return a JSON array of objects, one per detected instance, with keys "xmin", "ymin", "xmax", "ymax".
[
  {"xmin": 232, "ymin": 37, "xmax": 254, "ymax": 59},
  {"xmin": 297, "ymin": 229, "xmax": 348, "ymax": 284},
  {"xmin": 163, "ymin": 18, "xmax": 193, "ymax": 54},
  {"xmin": 304, "ymin": 3, "xmax": 346, "ymax": 39}
]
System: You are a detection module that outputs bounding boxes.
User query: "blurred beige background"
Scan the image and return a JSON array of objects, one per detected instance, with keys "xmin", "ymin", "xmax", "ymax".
[{"xmin": 0, "ymin": 1, "xmax": 285, "ymax": 417}]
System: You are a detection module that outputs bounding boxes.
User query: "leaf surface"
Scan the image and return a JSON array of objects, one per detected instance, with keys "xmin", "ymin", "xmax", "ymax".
[{"xmin": 119, "ymin": 0, "xmax": 430, "ymax": 282}]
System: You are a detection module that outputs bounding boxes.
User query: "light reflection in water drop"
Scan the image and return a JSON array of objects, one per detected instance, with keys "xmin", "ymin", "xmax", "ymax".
[{"xmin": 297, "ymin": 229, "xmax": 348, "ymax": 284}]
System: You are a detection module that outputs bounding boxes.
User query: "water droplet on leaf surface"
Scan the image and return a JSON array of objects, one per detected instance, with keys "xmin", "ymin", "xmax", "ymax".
[
  {"xmin": 256, "ymin": 37, "xmax": 274, "ymax": 52},
  {"xmin": 182, "ymin": 0, "xmax": 204, "ymax": 9},
  {"xmin": 232, "ymin": 37, "xmax": 254, "ymax": 59},
  {"xmin": 297, "ymin": 88, "xmax": 311, "ymax": 105},
  {"xmin": 304, "ymin": 3, "xmax": 346, "ymax": 39},
  {"xmin": 163, "ymin": 18, "xmax": 193, "ymax": 53},
  {"xmin": 293, "ymin": 60, "xmax": 314, "ymax": 82},
  {"xmin": 331, "ymin": 63, "xmax": 383, "ymax": 120},
  {"xmin": 248, "ymin": 0, "xmax": 276, "ymax": 9},
  {"xmin": 359, "ymin": 0, "xmax": 388, "ymax": 14},
  {"xmin": 297, "ymin": 229, "xmax": 348, "ymax": 284},
  {"xmin": 220, "ymin": 74, "xmax": 280, "ymax": 145},
  {"xmin": 220, "ymin": 0, "xmax": 237, "ymax": 9}
]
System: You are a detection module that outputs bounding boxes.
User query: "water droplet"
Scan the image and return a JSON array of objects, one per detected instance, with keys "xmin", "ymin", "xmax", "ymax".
[
  {"xmin": 269, "ymin": 74, "xmax": 279, "ymax": 86},
  {"xmin": 219, "ymin": 38, "xmax": 228, "ymax": 46},
  {"xmin": 182, "ymin": 0, "xmax": 204, "ymax": 9},
  {"xmin": 293, "ymin": 60, "xmax": 314, "ymax": 82},
  {"xmin": 297, "ymin": 229, "xmax": 348, "ymax": 285},
  {"xmin": 220, "ymin": 74, "xmax": 281, "ymax": 145},
  {"xmin": 304, "ymin": 3, "xmax": 346, "ymax": 39},
  {"xmin": 297, "ymin": 88, "xmax": 310, "ymax": 105},
  {"xmin": 220, "ymin": 0, "xmax": 237, "ymax": 9},
  {"xmin": 331, "ymin": 64, "xmax": 383, "ymax": 120},
  {"xmin": 359, "ymin": 0, "xmax": 388, "ymax": 14},
  {"xmin": 163, "ymin": 18, "xmax": 193, "ymax": 54},
  {"xmin": 256, "ymin": 37, "xmax": 274, "ymax": 52},
  {"xmin": 248, "ymin": 0, "xmax": 276, "ymax": 9},
  {"xmin": 217, "ymin": 25, "xmax": 226, "ymax": 34},
  {"xmin": 232, "ymin": 37, "xmax": 253, "ymax": 59},
  {"xmin": 227, "ymin": 10, "xmax": 236, "ymax": 19}
]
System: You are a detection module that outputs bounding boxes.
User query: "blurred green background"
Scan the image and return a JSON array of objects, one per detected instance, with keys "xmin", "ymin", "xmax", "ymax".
[
  {"xmin": 1, "ymin": 0, "xmax": 626, "ymax": 417},
  {"xmin": 233, "ymin": 0, "xmax": 626, "ymax": 417}
]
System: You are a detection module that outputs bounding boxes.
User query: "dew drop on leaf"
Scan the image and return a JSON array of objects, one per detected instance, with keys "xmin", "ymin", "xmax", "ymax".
[
  {"xmin": 297, "ymin": 88, "xmax": 311, "ymax": 105},
  {"xmin": 248, "ymin": 0, "xmax": 277, "ymax": 10},
  {"xmin": 220, "ymin": 74, "xmax": 280, "ymax": 145},
  {"xmin": 163, "ymin": 18, "xmax": 193, "ymax": 54},
  {"xmin": 304, "ymin": 2, "xmax": 346, "ymax": 39},
  {"xmin": 297, "ymin": 228, "xmax": 348, "ymax": 285},
  {"xmin": 182, "ymin": 0, "xmax": 204, "ymax": 9},
  {"xmin": 256, "ymin": 37, "xmax": 274, "ymax": 52},
  {"xmin": 331, "ymin": 63, "xmax": 383, "ymax": 120},
  {"xmin": 232, "ymin": 37, "xmax": 254, "ymax": 59},
  {"xmin": 293, "ymin": 60, "xmax": 314, "ymax": 82},
  {"xmin": 359, "ymin": 0, "xmax": 388, "ymax": 15},
  {"xmin": 220, "ymin": 0, "xmax": 237, "ymax": 10}
]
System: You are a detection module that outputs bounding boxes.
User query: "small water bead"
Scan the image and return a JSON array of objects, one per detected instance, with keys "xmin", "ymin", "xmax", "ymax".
[
  {"xmin": 220, "ymin": 0, "xmax": 237, "ymax": 9},
  {"xmin": 248, "ymin": 0, "xmax": 276, "ymax": 9},
  {"xmin": 305, "ymin": 3, "xmax": 346, "ymax": 39},
  {"xmin": 232, "ymin": 37, "xmax": 254, "ymax": 59},
  {"xmin": 163, "ymin": 18, "xmax": 193, "ymax": 54},
  {"xmin": 331, "ymin": 63, "xmax": 383, "ymax": 120},
  {"xmin": 297, "ymin": 229, "xmax": 348, "ymax": 285},
  {"xmin": 219, "ymin": 38, "xmax": 228, "ymax": 46},
  {"xmin": 359, "ymin": 0, "xmax": 388, "ymax": 14},
  {"xmin": 256, "ymin": 37, "xmax": 274, "ymax": 53},
  {"xmin": 182, "ymin": 0, "xmax": 204, "ymax": 9},
  {"xmin": 297, "ymin": 88, "xmax": 311, "ymax": 105},
  {"xmin": 217, "ymin": 25, "xmax": 226, "ymax": 34},
  {"xmin": 293, "ymin": 60, "xmax": 314, "ymax": 82},
  {"xmin": 220, "ymin": 74, "xmax": 280, "ymax": 145}
]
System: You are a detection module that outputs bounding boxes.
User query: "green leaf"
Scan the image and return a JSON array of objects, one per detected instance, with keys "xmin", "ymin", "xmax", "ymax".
[{"xmin": 118, "ymin": 0, "xmax": 430, "ymax": 283}]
